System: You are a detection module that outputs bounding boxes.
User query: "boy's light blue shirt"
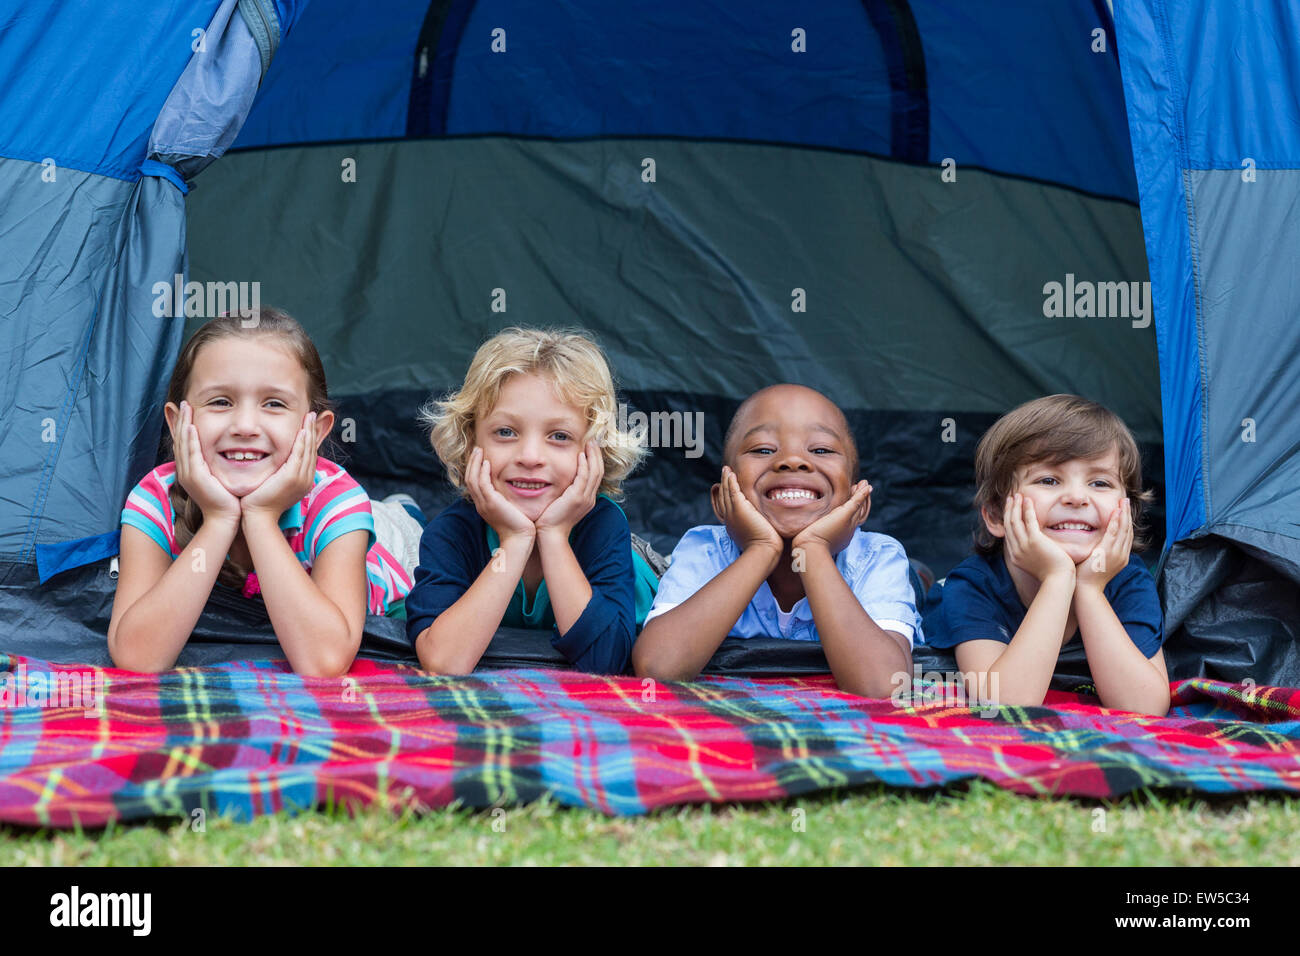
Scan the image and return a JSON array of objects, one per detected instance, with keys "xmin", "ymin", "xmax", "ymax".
[{"xmin": 645, "ymin": 525, "xmax": 923, "ymax": 646}]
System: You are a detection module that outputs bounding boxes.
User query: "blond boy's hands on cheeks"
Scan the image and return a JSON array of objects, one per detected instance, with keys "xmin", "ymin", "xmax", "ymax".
[
  {"xmin": 464, "ymin": 445, "xmax": 538, "ymax": 546},
  {"xmin": 417, "ymin": 372, "xmax": 600, "ymax": 675},
  {"xmin": 536, "ymin": 442, "xmax": 604, "ymax": 538}
]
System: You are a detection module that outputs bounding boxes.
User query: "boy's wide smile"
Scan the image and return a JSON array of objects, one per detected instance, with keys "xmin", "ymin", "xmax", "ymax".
[
  {"xmin": 717, "ymin": 385, "xmax": 859, "ymax": 541},
  {"xmin": 762, "ymin": 480, "xmax": 826, "ymax": 507}
]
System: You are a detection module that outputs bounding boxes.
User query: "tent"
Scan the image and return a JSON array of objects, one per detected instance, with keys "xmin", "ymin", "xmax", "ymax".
[{"xmin": 0, "ymin": 1, "xmax": 1294, "ymax": 683}]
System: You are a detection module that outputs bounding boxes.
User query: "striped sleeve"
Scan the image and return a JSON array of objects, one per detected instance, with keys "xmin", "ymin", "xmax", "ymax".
[
  {"xmin": 303, "ymin": 460, "xmax": 376, "ymax": 561},
  {"xmin": 120, "ymin": 465, "xmax": 178, "ymax": 557}
]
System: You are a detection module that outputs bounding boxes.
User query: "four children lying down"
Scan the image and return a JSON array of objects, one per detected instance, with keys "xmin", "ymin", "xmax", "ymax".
[{"xmin": 109, "ymin": 315, "xmax": 1168, "ymax": 715}]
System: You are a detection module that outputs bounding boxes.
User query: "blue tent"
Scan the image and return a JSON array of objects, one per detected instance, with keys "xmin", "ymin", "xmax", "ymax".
[{"xmin": 0, "ymin": 0, "xmax": 1294, "ymax": 682}]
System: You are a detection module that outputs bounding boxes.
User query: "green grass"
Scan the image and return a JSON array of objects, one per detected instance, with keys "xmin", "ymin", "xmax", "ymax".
[{"xmin": 3, "ymin": 782, "xmax": 1297, "ymax": 865}]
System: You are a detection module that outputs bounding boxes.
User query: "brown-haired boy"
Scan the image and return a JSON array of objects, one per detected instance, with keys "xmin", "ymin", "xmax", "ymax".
[{"xmin": 924, "ymin": 394, "xmax": 1169, "ymax": 714}]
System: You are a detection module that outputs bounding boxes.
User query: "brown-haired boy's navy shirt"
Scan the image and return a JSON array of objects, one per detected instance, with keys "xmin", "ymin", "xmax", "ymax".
[{"xmin": 922, "ymin": 552, "xmax": 1163, "ymax": 658}]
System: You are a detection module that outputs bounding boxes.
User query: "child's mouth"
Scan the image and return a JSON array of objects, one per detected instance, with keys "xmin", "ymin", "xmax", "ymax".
[
  {"xmin": 765, "ymin": 486, "xmax": 823, "ymax": 506},
  {"xmin": 1047, "ymin": 521, "xmax": 1096, "ymax": 533},
  {"xmin": 219, "ymin": 450, "xmax": 270, "ymax": 467},
  {"xmin": 505, "ymin": 479, "xmax": 550, "ymax": 498}
]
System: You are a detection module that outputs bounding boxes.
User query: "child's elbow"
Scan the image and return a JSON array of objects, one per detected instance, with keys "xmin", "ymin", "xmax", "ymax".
[
  {"xmin": 296, "ymin": 653, "xmax": 355, "ymax": 680},
  {"xmin": 631, "ymin": 643, "xmax": 694, "ymax": 683},
  {"xmin": 107, "ymin": 633, "xmax": 172, "ymax": 674},
  {"xmin": 415, "ymin": 626, "xmax": 476, "ymax": 676}
]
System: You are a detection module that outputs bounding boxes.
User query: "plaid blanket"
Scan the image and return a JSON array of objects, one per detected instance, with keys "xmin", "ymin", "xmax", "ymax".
[{"xmin": 2, "ymin": 653, "xmax": 1298, "ymax": 827}]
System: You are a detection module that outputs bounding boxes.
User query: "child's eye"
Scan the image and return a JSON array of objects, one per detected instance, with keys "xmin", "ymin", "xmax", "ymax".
[
  {"xmin": 1092, "ymin": 479, "xmax": 1114, "ymax": 489},
  {"xmin": 494, "ymin": 427, "xmax": 516, "ymax": 438},
  {"xmin": 265, "ymin": 400, "xmax": 287, "ymax": 409},
  {"xmin": 811, "ymin": 447, "xmax": 836, "ymax": 455},
  {"xmin": 749, "ymin": 447, "xmax": 774, "ymax": 456},
  {"xmin": 550, "ymin": 431, "xmax": 572, "ymax": 442},
  {"xmin": 209, "ymin": 398, "xmax": 231, "ymax": 408},
  {"xmin": 1036, "ymin": 476, "xmax": 1058, "ymax": 485}
]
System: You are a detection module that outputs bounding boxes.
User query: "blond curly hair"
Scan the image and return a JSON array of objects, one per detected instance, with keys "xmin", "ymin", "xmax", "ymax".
[{"xmin": 419, "ymin": 327, "xmax": 645, "ymax": 499}]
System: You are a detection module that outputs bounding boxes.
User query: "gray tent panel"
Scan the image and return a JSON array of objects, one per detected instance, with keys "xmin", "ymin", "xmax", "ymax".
[
  {"xmin": 0, "ymin": 158, "xmax": 132, "ymax": 560},
  {"xmin": 187, "ymin": 138, "xmax": 1160, "ymax": 440},
  {"xmin": 1189, "ymin": 168, "xmax": 1300, "ymax": 570}
]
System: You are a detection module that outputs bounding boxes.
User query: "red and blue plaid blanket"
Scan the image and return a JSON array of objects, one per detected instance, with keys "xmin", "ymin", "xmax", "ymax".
[{"xmin": 2, "ymin": 653, "xmax": 1298, "ymax": 827}]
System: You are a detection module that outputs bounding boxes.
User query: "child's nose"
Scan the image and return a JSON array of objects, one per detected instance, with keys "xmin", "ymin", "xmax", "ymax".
[
  {"xmin": 231, "ymin": 403, "xmax": 262, "ymax": 433},
  {"xmin": 774, "ymin": 449, "xmax": 813, "ymax": 471},
  {"xmin": 1060, "ymin": 483, "xmax": 1090, "ymax": 505},
  {"xmin": 516, "ymin": 436, "xmax": 545, "ymax": 465}
]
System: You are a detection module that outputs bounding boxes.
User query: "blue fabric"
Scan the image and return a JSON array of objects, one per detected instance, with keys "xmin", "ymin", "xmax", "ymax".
[
  {"xmin": 913, "ymin": 0, "xmax": 1137, "ymax": 198},
  {"xmin": 922, "ymin": 552, "xmax": 1164, "ymax": 659},
  {"xmin": 0, "ymin": 1, "xmax": 223, "ymax": 179},
  {"xmin": 236, "ymin": 0, "xmax": 429, "ymax": 147},
  {"xmin": 149, "ymin": 0, "xmax": 267, "ymax": 180},
  {"xmin": 1138, "ymin": 1, "xmax": 1300, "ymax": 167},
  {"xmin": 139, "ymin": 160, "xmax": 189, "ymax": 194},
  {"xmin": 1113, "ymin": 0, "xmax": 1208, "ymax": 547},
  {"xmin": 648, "ymin": 526, "xmax": 922, "ymax": 646},
  {"xmin": 233, "ymin": 0, "xmax": 1138, "ymax": 199},
  {"xmin": 34, "ymin": 531, "xmax": 121, "ymax": 584},
  {"xmin": 404, "ymin": 497, "xmax": 637, "ymax": 674},
  {"xmin": 1114, "ymin": 0, "xmax": 1300, "ymax": 560}
]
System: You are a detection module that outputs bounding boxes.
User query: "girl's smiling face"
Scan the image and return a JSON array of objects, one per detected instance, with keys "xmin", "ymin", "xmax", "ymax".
[
  {"xmin": 165, "ymin": 337, "xmax": 328, "ymax": 498},
  {"xmin": 473, "ymin": 372, "xmax": 588, "ymax": 522}
]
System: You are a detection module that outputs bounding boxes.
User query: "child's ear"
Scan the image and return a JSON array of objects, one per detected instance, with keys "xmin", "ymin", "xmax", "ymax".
[
  {"xmin": 163, "ymin": 402, "xmax": 181, "ymax": 437},
  {"xmin": 981, "ymin": 502, "xmax": 1008, "ymax": 540},
  {"xmin": 312, "ymin": 409, "xmax": 335, "ymax": 448}
]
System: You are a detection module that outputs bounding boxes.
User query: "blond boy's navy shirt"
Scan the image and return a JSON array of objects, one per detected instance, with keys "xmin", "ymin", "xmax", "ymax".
[
  {"xmin": 923, "ymin": 551, "xmax": 1163, "ymax": 657},
  {"xmin": 405, "ymin": 496, "xmax": 636, "ymax": 673},
  {"xmin": 645, "ymin": 526, "xmax": 923, "ymax": 645}
]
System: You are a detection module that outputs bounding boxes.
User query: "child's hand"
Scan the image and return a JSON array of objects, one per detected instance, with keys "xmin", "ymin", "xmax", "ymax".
[
  {"xmin": 536, "ymin": 442, "xmax": 603, "ymax": 538},
  {"xmin": 1003, "ymin": 493, "xmax": 1076, "ymax": 584},
  {"xmin": 792, "ymin": 480, "xmax": 871, "ymax": 558},
  {"xmin": 240, "ymin": 412, "xmax": 318, "ymax": 520},
  {"xmin": 711, "ymin": 466, "xmax": 782, "ymax": 556},
  {"xmin": 171, "ymin": 400, "xmax": 241, "ymax": 525},
  {"xmin": 464, "ymin": 446, "xmax": 536, "ymax": 544},
  {"xmin": 1075, "ymin": 498, "xmax": 1132, "ymax": 593}
]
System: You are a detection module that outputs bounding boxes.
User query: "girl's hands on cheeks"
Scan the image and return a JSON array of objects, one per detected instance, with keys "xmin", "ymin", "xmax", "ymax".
[
  {"xmin": 712, "ymin": 466, "xmax": 782, "ymax": 556},
  {"xmin": 240, "ymin": 412, "xmax": 318, "ymax": 520},
  {"xmin": 172, "ymin": 400, "xmax": 241, "ymax": 525},
  {"xmin": 536, "ymin": 442, "xmax": 603, "ymax": 538},
  {"xmin": 1003, "ymin": 492, "xmax": 1076, "ymax": 583},
  {"xmin": 1075, "ymin": 498, "xmax": 1132, "ymax": 592},
  {"xmin": 793, "ymin": 480, "xmax": 871, "ymax": 556},
  {"xmin": 464, "ymin": 446, "xmax": 535, "ymax": 544}
]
